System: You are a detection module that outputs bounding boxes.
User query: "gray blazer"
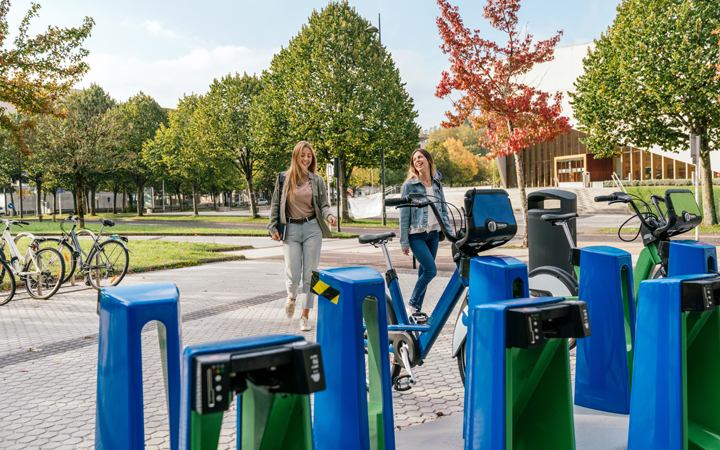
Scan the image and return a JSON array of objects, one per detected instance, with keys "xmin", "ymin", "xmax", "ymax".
[{"xmin": 267, "ymin": 172, "xmax": 335, "ymax": 239}]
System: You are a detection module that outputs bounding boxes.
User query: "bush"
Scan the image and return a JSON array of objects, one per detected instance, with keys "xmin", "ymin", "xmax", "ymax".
[
  {"xmin": 713, "ymin": 178, "xmax": 720, "ymax": 186},
  {"xmin": 678, "ymin": 179, "xmax": 692, "ymax": 186},
  {"xmin": 125, "ymin": 205, "xmax": 134, "ymax": 213},
  {"xmin": 603, "ymin": 180, "xmax": 614, "ymax": 188},
  {"xmin": 631, "ymin": 180, "xmax": 640, "ymax": 186}
]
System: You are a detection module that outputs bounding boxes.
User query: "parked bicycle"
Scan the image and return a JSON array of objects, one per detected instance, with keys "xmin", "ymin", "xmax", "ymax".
[
  {"xmin": 34, "ymin": 215, "xmax": 130, "ymax": 289},
  {"xmin": 360, "ymin": 189, "xmax": 516, "ymax": 390},
  {"xmin": 0, "ymin": 218, "xmax": 65, "ymax": 301}
]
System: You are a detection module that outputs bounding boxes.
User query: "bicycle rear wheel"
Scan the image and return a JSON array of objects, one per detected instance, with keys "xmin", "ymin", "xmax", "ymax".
[
  {"xmin": 38, "ymin": 238, "xmax": 76, "ymax": 285},
  {"xmin": 0, "ymin": 259, "xmax": 16, "ymax": 305},
  {"xmin": 87, "ymin": 240, "xmax": 129, "ymax": 289},
  {"xmin": 24, "ymin": 247, "xmax": 65, "ymax": 299}
]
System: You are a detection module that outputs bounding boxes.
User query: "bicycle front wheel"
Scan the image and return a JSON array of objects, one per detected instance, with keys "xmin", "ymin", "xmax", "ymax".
[
  {"xmin": 38, "ymin": 238, "xmax": 77, "ymax": 285},
  {"xmin": 24, "ymin": 247, "xmax": 65, "ymax": 299},
  {"xmin": 0, "ymin": 259, "xmax": 16, "ymax": 305},
  {"xmin": 87, "ymin": 240, "xmax": 129, "ymax": 289}
]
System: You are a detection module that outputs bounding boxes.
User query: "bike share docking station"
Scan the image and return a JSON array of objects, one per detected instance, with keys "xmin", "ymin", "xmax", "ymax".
[
  {"xmin": 96, "ymin": 283, "xmax": 326, "ymax": 450},
  {"xmin": 179, "ymin": 336, "xmax": 325, "ymax": 450},
  {"xmin": 628, "ymin": 274, "xmax": 720, "ymax": 450},
  {"xmin": 464, "ymin": 256, "xmax": 591, "ymax": 450},
  {"xmin": 311, "ymin": 266, "xmax": 396, "ymax": 450}
]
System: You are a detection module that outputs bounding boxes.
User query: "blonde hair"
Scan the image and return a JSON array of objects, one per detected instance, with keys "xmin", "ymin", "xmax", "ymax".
[
  {"xmin": 284, "ymin": 141, "xmax": 317, "ymax": 200},
  {"xmin": 405, "ymin": 148, "xmax": 437, "ymax": 183}
]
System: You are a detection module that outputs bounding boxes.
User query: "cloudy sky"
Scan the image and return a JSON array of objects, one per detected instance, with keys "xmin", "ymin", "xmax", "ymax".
[{"xmin": 6, "ymin": 0, "xmax": 619, "ymax": 130}]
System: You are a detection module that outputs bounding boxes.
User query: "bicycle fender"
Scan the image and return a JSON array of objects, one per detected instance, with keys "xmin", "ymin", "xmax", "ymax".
[{"xmin": 451, "ymin": 303, "xmax": 468, "ymax": 358}]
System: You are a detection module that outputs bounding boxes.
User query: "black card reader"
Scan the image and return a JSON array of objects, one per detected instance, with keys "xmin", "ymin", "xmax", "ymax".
[{"xmin": 506, "ymin": 300, "xmax": 591, "ymax": 349}]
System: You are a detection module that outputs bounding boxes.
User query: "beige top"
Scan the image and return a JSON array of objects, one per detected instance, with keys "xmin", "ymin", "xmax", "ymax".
[{"xmin": 285, "ymin": 177, "xmax": 314, "ymax": 219}]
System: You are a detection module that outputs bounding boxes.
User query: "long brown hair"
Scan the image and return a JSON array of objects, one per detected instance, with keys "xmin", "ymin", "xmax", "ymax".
[
  {"xmin": 284, "ymin": 140, "xmax": 317, "ymax": 200},
  {"xmin": 405, "ymin": 148, "xmax": 437, "ymax": 182}
]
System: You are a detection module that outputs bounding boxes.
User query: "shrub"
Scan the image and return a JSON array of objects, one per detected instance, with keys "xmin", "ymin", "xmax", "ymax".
[
  {"xmin": 631, "ymin": 180, "xmax": 640, "ymax": 186},
  {"xmin": 603, "ymin": 180, "xmax": 614, "ymax": 188},
  {"xmin": 713, "ymin": 178, "xmax": 720, "ymax": 186}
]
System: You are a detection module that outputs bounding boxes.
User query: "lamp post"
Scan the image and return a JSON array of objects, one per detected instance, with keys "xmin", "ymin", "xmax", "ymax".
[{"xmin": 365, "ymin": 14, "xmax": 386, "ymax": 226}]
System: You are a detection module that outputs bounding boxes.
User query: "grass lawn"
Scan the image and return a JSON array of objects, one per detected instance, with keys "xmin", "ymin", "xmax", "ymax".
[
  {"xmin": 1, "ymin": 222, "xmax": 358, "ymax": 238},
  {"xmin": 8, "ymin": 213, "xmax": 397, "ymax": 227},
  {"xmin": 5, "ymin": 238, "xmax": 254, "ymax": 275}
]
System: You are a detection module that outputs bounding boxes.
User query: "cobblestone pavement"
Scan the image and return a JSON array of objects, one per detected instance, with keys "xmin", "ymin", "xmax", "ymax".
[{"xmin": 0, "ymin": 256, "xmax": 576, "ymax": 449}]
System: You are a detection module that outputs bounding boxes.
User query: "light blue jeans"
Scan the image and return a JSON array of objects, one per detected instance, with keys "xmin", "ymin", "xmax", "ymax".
[{"xmin": 283, "ymin": 218, "xmax": 323, "ymax": 309}]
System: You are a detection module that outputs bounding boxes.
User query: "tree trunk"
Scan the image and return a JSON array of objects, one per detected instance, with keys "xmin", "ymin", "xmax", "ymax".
[
  {"xmin": 514, "ymin": 151, "xmax": 529, "ymax": 248},
  {"xmin": 71, "ymin": 189, "xmax": 77, "ymax": 215},
  {"xmin": 136, "ymin": 184, "xmax": 144, "ymax": 217},
  {"xmin": 339, "ymin": 156, "xmax": 350, "ymax": 221},
  {"xmin": 191, "ymin": 181, "xmax": 199, "ymax": 215},
  {"xmin": 90, "ymin": 186, "xmax": 96, "ymax": 216},
  {"xmin": 245, "ymin": 175, "xmax": 258, "ymax": 217},
  {"xmin": 75, "ymin": 172, "xmax": 85, "ymax": 228},
  {"xmin": 699, "ymin": 132, "xmax": 717, "ymax": 225},
  {"xmin": 113, "ymin": 187, "xmax": 118, "ymax": 214},
  {"xmin": 52, "ymin": 188, "xmax": 57, "ymax": 222},
  {"xmin": 36, "ymin": 178, "xmax": 43, "ymax": 222}
]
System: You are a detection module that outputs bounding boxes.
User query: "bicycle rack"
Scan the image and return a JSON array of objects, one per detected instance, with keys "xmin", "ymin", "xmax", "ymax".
[
  {"xmin": 628, "ymin": 274, "xmax": 720, "ymax": 449},
  {"xmin": 313, "ymin": 267, "xmax": 395, "ymax": 450}
]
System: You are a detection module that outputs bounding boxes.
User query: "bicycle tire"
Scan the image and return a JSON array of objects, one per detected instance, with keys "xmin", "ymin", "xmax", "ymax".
[
  {"xmin": 37, "ymin": 238, "xmax": 76, "ymax": 285},
  {"xmin": 456, "ymin": 293, "xmax": 469, "ymax": 384},
  {"xmin": 23, "ymin": 247, "xmax": 65, "ymax": 299},
  {"xmin": 0, "ymin": 258, "xmax": 16, "ymax": 305},
  {"xmin": 528, "ymin": 266, "xmax": 579, "ymax": 350},
  {"xmin": 86, "ymin": 240, "xmax": 129, "ymax": 289}
]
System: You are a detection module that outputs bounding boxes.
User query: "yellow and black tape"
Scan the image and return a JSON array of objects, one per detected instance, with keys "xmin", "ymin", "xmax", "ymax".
[{"xmin": 311, "ymin": 271, "xmax": 341, "ymax": 304}]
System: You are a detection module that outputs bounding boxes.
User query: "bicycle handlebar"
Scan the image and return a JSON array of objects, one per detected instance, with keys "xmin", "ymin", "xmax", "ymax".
[
  {"xmin": 385, "ymin": 194, "xmax": 459, "ymax": 244},
  {"xmin": 594, "ymin": 194, "xmax": 618, "ymax": 202},
  {"xmin": 385, "ymin": 196, "xmax": 410, "ymax": 207}
]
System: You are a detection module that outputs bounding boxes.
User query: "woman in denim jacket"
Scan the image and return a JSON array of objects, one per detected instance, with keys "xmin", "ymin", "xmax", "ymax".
[{"xmin": 399, "ymin": 148, "xmax": 454, "ymax": 318}]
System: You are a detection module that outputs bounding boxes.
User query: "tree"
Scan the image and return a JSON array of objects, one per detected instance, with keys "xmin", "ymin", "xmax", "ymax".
[
  {"xmin": 0, "ymin": 1, "xmax": 94, "ymax": 153},
  {"xmin": 143, "ymin": 94, "xmax": 231, "ymax": 216},
  {"xmin": 34, "ymin": 84, "xmax": 120, "ymax": 227},
  {"xmin": 572, "ymin": 0, "xmax": 720, "ymax": 225},
  {"xmin": 436, "ymin": 0, "xmax": 571, "ymax": 246},
  {"xmin": 428, "ymin": 123, "xmax": 487, "ymax": 155},
  {"xmin": 444, "ymin": 138, "xmax": 479, "ymax": 186},
  {"xmin": 117, "ymin": 92, "xmax": 168, "ymax": 217},
  {"xmin": 196, "ymin": 73, "xmax": 262, "ymax": 217},
  {"xmin": 253, "ymin": 1, "xmax": 420, "ymax": 220}
]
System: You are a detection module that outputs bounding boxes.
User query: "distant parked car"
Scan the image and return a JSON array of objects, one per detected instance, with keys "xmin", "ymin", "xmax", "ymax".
[{"xmin": 257, "ymin": 198, "xmax": 269, "ymax": 206}]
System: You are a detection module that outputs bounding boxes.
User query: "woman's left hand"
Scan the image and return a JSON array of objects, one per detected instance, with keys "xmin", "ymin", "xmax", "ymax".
[{"xmin": 329, "ymin": 217, "xmax": 337, "ymax": 227}]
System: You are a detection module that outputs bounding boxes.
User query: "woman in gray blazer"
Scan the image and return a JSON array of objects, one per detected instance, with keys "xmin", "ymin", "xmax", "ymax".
[{"xmin": 268, "ymin": 141, "xmax": 337, "ymax": 331}]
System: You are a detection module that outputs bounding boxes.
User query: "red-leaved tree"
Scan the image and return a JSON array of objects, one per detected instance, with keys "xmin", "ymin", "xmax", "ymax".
[{"xmin": 436, "ymin": 0, "xmax": 571, "ymax": 246}]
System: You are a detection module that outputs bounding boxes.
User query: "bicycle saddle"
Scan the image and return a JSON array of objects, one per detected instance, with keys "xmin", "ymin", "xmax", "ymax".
[
  {"xmin": 100, "ymin": 219, "xmax": 115, "ymax": 227},
  {"xmin": 540, "ymin": 212, "xmax": 578, "ymax": 224},
  {"xmin": 358, "ymin": 232, "xmax": 396, "ymax": 244}
]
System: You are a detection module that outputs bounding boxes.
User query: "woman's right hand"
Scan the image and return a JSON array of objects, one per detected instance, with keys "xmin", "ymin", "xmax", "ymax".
[
  {"xmin": 271, "ymin": 232, "xmax": 281, "ymax": 241},
  {"xmin": 402, "ymin": 248, "xmax": 410, "ymax": 256}
]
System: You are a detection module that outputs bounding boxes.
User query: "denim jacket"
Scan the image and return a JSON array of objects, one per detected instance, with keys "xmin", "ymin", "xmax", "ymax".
[{"xmin": 399, "ymin": 176, "xmax": 454, "ymax": 250}]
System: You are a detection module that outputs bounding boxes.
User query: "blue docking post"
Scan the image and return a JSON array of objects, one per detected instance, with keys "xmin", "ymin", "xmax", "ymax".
[
  {"xmin": 574, "ymin": 246, "xmax": 635, "ymax": 414},
  {"xmin": 668, "ymin": 240, "xmax": 717, "ymax": 276},
  {"xmin": 465, "ymin": 257, "xmax": 589, "ymax": 450},
  {"xmin": 628, "ymin": 274, "xmax": 720, "ymax": 450},
  {"xmin": 95, "ymin": 283, "xmax": 183, "ymax": 450},
  {"xmin": 313, "ymin": 267, "xmax": 395, "ymax": 450}
]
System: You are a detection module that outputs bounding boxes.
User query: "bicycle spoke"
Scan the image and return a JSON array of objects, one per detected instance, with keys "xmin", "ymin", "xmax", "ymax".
[{"xmin": 88, "ymin": 240, "xmax": 129, "ymax": 289}]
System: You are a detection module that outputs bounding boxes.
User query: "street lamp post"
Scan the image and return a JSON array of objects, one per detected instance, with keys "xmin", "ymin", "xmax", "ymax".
[{"xmin": 366, "ymin": 14, "xmax": 387, "ymax": 226}]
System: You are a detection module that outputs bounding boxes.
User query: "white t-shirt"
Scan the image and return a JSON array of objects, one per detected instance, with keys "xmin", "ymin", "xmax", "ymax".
[{"xmin": 425, "ymin": 184, "xmax": 441, "ymax": 233}]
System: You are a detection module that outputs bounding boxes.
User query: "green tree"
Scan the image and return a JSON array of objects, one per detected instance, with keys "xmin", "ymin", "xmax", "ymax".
[
  {"xmin": 143, "ymin": 94, "xmax": 232, "ymax": 215},
  {"xmin": 196, "ymin": 73, "xmax": 262, "ymax": 217},
  {"xmin": 0, "ymin": 1, "xmax": 94, "ymax": 152},
  {"xmin": 117, "ymin": 92, "xmax": 168, "ymax": 217},
  {"xmin": 253, "ymin": 1, "xmax": 420, "ymax": 220},
  {"xmin": 34, "ymin": 84, "xmax": 120, "ymax": 227},
  {"xmin": 571, "ymin": 0, "xmax": 720, "ymax": 225}
]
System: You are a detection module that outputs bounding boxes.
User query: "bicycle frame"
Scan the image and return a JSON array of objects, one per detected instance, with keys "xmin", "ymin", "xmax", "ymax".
[
  {"xmin": 378, "ymin": 241, "xmax": 468, "ymax": 361},
  {"xmin": 1, "ymin": 225, "xmax": 41, "ymax": 276}
]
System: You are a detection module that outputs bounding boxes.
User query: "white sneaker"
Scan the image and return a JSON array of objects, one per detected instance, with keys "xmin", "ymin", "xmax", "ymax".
[
  {"xmin": 285, "ymin": 297, "xmax": 296, "ymax": 318},
  {"xmin": 300, "ymin": 316, "xmax": 311, "ymax": 331}
]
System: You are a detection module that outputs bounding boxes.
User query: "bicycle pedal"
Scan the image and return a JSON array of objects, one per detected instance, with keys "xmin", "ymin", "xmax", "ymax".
[
  {"xmin": 411, "ymin": 312, "xmax": 429, "ymax": 324},
  {"xmin": 393, "ymin": 374, "xmax": 414, "ymax": 392}
]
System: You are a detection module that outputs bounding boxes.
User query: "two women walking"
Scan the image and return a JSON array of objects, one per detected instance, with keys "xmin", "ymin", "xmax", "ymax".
[{"xmin": 268, "ymin": 141, "xmax": 337, "ymax": 331}]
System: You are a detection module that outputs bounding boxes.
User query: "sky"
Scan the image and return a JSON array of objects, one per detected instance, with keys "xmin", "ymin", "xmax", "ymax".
[{"xmin": 5, "ymin": 0, "xmax": 620, "ymax": 131}]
